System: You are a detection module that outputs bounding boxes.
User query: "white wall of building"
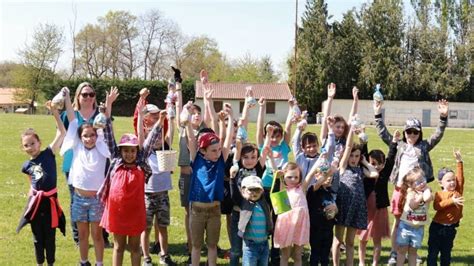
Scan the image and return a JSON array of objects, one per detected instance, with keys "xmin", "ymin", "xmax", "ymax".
[
  {"xmin": 195, "ymin": 99, "xmax": 289, "ymax": 123},
  {"xmin": 326, "ymin": 99, "xmax": 474, "ymax": 128}
]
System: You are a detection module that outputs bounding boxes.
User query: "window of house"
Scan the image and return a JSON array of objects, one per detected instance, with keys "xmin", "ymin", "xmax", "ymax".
[
  {"xmin": 214, "ymin": 101, "xmax": 223, "ymax": 112},
  {"xmin": 266, "ymin": 102, "xmax": 275, "ymax": 114}
]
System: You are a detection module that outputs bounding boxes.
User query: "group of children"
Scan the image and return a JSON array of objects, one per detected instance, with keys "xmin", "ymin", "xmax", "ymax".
[{"xmin": 18, "ymin": 69, "xmax": 465, "ymax": 266}]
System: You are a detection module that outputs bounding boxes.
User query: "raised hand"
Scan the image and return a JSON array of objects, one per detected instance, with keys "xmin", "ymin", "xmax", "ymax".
[
  {"xmin": 327, "ymin": 83, "xmax": 336, "ymax": 99},
  {"xmin": 106, "ymin": 86, "xmax": 120, "ymax": 105},
  {"xmin": 352, "ymin": 86, "xmax": 359, "ymax": 99},
  {"xmin": 158, "ymin": 110, "xmax": 167, "ymax": 126},
  {"xmin": 453, "ymin": 148, "xmax": 462, "ymax": 162},
  {"xmin": 218, "ymin": 110, "xmax": 227, "ymax": 121},
  {"xmin": 258, "ymin": 97, "xmax": 266, "ymax": 106},
  {"xmin": 373, "ymin": 100, "xmax": 383, "ymax": 115},
  {"xmin": 392, "ymin": 129, "xmax": 401, "ymax": 143},
  {"xmin": 200, "ymin": 69, "xmax": 209, "ymax": 86},
  {"xmin": 139, "ymin": 88, "xmax": 150, "ymax": 99},
  {"xmin": 437, "ymin": 99, "xmax": 449, "ymax": 117}
]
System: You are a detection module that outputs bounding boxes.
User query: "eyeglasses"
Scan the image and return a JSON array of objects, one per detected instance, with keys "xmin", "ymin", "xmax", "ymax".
[
  {"xmin": 81, "ymin": 92, "xmax": 96, "ymax": 98},
  {"xmin": 405, "ymin": 129, "xmax": 420, "ymax": 135}
]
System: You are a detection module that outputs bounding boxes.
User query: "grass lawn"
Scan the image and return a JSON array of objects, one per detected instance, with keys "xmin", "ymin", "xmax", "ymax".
[{"xmin": 1, "ymin": 113, "xmax": 473, "ymax": 265}]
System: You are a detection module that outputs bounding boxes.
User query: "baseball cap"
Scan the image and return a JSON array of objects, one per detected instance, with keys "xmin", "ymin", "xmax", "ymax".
[
  {"xmin": 144, "ymin": 104, "xmax": 160, "ymax": 114},
  {"xmin": 198, "ymin": 132, "xmax": 220, "ymax": 149},
  {"xmin": 437, "ymin": 167, "xmax": 454, "ymax": 181},
  {"xmin": 117, "ymin": 133, "xmax": 139, "ymax": 147},
  {"xmin": 241, "ymin": 175, "xmax": 263, "ymax": 190},
  {"xmin": 404, "ymin": 118, "xmax": 421, "ymax": 131}
]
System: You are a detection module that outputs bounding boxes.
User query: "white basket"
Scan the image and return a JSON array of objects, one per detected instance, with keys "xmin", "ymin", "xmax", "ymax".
[{"xmin": 156, "ymin": 150, "xmax": 177, "ymax": 172}]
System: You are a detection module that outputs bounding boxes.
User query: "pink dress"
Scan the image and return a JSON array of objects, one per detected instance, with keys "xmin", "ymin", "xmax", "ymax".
[{"xmin": 274, "ymin": 185, "xmax": 310, "ymax": 248}]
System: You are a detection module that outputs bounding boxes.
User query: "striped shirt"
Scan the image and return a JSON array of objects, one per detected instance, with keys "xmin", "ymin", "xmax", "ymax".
[{"xmin": 243, "ymin": 202, "xmax": 267, "ymax": 242}]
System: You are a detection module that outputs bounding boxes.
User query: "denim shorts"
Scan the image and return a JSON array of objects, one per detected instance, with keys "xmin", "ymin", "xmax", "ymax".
[
  {"xmin": 71, "ymin": 192, "xmax": 104, "ymax": 222},
  {"xmin": 396, "ymin": 220, "xmax": 424, "ymax": 249}
]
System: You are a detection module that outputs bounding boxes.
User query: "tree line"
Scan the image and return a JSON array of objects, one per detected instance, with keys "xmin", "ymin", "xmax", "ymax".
[{"xmin": 291, "ymin": 0, "xmax": 473, "ymax": 113}]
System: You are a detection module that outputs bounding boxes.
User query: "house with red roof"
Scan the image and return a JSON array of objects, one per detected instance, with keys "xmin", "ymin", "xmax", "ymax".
[
  {"xmin": 0, "ymin": 88, "xmax": 31, "ymax": 113},
  {"xmin": 194, "ymin": 81, "xmax": 293, "ymax": 122}
]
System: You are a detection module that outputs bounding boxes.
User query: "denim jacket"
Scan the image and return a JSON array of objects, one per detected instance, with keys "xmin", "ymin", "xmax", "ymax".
[{"xmin": 375, "ymin": 114, "xmax": 447, "ymax": 183}]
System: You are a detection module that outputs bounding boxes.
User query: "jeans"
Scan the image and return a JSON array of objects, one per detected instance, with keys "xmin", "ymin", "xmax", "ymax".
[
  {"xmin": 230, "ymin": 209, "xmax": 243, "ymax": 266},
  {"xmin": 309, "ymin": 212, "xmax": 334, "ymax": 266},
  {"xmin": 427, "ymin": 222, "xmax": 458, "ymax": 266},
  {"xmin": 396, "ymin": 221, "xmax": 424, "ymax": 249},
  {"xmin": 242, "ymin": 239, "xmax": 269, "ymax": 266}
]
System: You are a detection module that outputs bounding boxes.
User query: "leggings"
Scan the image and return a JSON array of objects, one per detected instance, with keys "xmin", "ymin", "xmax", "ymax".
[{"xmin": 30, "ymin": 201, "xmax": 56, "ymax": 264}]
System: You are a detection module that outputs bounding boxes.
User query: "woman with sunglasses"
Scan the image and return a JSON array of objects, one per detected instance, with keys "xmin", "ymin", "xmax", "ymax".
[
  {"xmin": 60, "ymin": 82, "xmax": 101, "ymax": 246},
  {"xmin": 373, "ymin": 99, "xmax": 449, "ymax": 265}
]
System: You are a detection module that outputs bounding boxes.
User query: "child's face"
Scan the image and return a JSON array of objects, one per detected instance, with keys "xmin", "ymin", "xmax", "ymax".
[
  {"xmin": 412, "ymin": 174, "xmax": 427, "ymax": 191},
  {"xmin": 81, "ymin": 127, "xmax": 97, "ymax": 149},
  {"xmin": 121, "ymin": 146, "xmax": 138, "ymax": 164},
  {"xmin": 242, "ymin": 187, "xmax": 263, "ymax": 202},
  {"xmin": 270, "ymin": 132, "xmax": 283, "ymax": 147},
  {"xmin": 334, "ymin": 121, "xmax": 346, "ymax": 138},
  {"xmin": 284, "ymin": 168, "xmax": 301, "ymax": 187},
  {"xmin": 440, "ymin": 172, "xmax": 456, "ymax": 192},
  {"xmin": 241, "ymin": 149, "xmax": 258, "ymax": 169},
  {"xmin": 144, "ymin": 113, "xmax": 159, "ymax": 129},
  {"xmin": 191, "ymin": 110, "xmax": 202, "ymax": 127},
  {"xmin": 303, "ymin": 141, "xmax": 318, "ymax": 158},
  {"xmin": 22, "ymin": 135, "xmax": 41, "ymax": 158},
  {"xmin": 348, "ymin": 149, "xmax": 361, "ymax": 167},
  {"xmin": 202, "ymin": 143, "xmax": 222, "ymax": 162},
  {"xmin": 369, "ymin": 157, "xmax": 385, "ymax": 173},
  {"xmin": 404, "ymin": 129, "xmax": 420, "ymax": 145}
]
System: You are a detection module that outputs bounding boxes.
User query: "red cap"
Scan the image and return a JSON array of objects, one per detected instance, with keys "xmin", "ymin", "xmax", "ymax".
[{"xmin": 198, "ymin": 132, "xmax": 220, "ymax": 149}]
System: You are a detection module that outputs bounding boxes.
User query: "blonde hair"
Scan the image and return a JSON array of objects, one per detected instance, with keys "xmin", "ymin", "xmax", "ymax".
[
  {"xmin": 283, "ymin": 162, "xmax": 303, "ymax": 184},
  {"xmin": 398, "ymin": 166, "xmax": 424, "ymax": 210},
  {"xmin": 73, "ymin": 82, "xmax": 97, "ymax": 111}
]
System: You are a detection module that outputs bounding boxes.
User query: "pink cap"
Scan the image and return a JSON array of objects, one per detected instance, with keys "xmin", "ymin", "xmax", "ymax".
[{"xmin": 118, "ymin": 133, "xmax": 139, "ymax": 147}]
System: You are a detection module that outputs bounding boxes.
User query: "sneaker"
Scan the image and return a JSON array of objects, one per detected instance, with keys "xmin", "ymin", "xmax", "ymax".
[
  {"xmin": 387, "ymin": 251, "xmax": 397, "ymax": 265},
  {"xmin": 149, "ymin": 241, "xmax": 161, "ymax": 255},
  {"xmin": 416, "ymin": 255, "xmax": 423, "ymax": 265},
  {"xmin": 104, "ymin": 239, "xmax": 113, "ymax": 249},
  {"xmin": 217, "ymin": 246, "xmax": 230, "ymax": 259},
  {"xmin": 160, "ymin": 254, "xmax": 175, "ymax": 265},
  {"xmin": 143, "ymin": 257, "xmax": 153, "ymax": 266},
  {"xmin": 78, "ymin": 262, "xmax": 91, "ymax": 266}
]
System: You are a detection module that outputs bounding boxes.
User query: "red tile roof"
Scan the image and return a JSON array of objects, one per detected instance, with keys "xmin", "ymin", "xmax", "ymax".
[
  {"xmin": 0, "ymin": 88, "xmax": 28, "ymax": 105},
  {"xmin": 195, "ymin": 81, "xmax": 293, "ymax": 101}
]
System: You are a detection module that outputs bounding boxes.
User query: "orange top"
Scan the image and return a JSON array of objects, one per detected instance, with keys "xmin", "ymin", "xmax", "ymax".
[{"xmin": 433, "ymin": 162, "xmax": 464, "ymax": 225}]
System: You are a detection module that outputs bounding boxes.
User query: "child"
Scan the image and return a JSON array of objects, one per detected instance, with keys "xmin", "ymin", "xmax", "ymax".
[
  {"xmin": 140, "ymin": 103, "xmax": 175, "ymax": 265},
  {"xmin": 230, "ymin": 175, "xmax": 272, "ymax": 266},
  {"xmin": 374, "ymin": 99, "xmax": 449, "ymax": 263},
  {"xmin": 184, "ymin": 93, "xmax": 234, "ymax": 266},
  {"xmin": 273, "ymin": 162, "xmax": 328, "ymax": 266},
  {"xmin": 60, "ymin": 88, "xmax": 110, "ymax": 266},
  {"xmin": 332, "ymin": 118, "xmax": 379, "ymax": 266},
  {"xmin": 396, "ymin": 167, "xmax": 433, "ymax": 266},
  {"xmin": 98, "ymin": 88, "xmax": 160, "ymax": 266},
  {"xmin": 17, "ymin": 99, "xmax": 66, "ymax": 266},
  {"xmin": 427, "ymin": 149, "xmax": 464, "ymax": 266},
  {"xmin": 358, "ymin": 130, "xmax": 399, "ymax": 266}
]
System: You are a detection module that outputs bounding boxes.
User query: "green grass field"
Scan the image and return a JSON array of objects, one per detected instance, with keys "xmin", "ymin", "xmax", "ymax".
[{"xmin": 1, "ymin": 114, "xmax": 473, "ymax": 265}]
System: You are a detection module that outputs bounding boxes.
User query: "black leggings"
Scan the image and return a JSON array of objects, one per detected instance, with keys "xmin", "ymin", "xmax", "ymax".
[
  {"xmin": 309, "ymin": 212, "xmax": 334, "ymax": 266},
  {"xmin": 30, "ymin": 202, "xmax": 56, "ymax": 264}
]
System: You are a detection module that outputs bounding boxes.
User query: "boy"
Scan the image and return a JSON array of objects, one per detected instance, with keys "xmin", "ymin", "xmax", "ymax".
[
  {"xmin": 427, "ymin": 150, "xmax": 464, "ymax": 266},
  {"xmin": 230, "ymin": 175, "xmax": 272, "ymax": 266}
]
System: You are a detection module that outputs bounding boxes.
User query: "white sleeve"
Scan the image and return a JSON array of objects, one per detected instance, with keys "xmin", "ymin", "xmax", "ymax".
[{"xmin": 60, "ymin": 119, "xmax": 79, "ymax": 156}]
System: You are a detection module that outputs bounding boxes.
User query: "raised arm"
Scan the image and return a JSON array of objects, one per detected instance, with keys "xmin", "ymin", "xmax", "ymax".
[
  {"xmin": 256, "ymin": 97, "xmax": 266, "ymax": 147},
  {"xmin": 320, "ymin": 83, "xmax": 336, "ymax": 142},
  {"xmin": 137, "ymin": 99, "xmax": 147, "ymax": 148},
  {"xmin": 222, "ymin": 106, "xmax": 234, "ymax": 161},
  {"xmin": 361, "ymin": 155, "xmax": 379, "ymax": 178},
  {"xmin": 426, "ymin": 99, "xmax": 449, "ymax": 151},
  {"xmin": 142, "ymin": 111, "xmax": 166, "ymax": 159},
  {"xmin": 454, "ymin": 149, "xmax": 464, "ymax": 195},
  {"xmin": 348, "ymin": 87, "xmax": 359, "ymax": 122},
  {"xmin": 283, "ymin": 98, "xmax": 294, "ymax": 145},
  {"xmin": 63, "ymin": 87, "xmax": 75, "ymax": 123},
  {"xmin": 291, "ymin": 120, "xmax": 306, "ymax": 157},
  {"xmin": 339, "ymin": 122, "xmax": 355, "ymax": 174},
  {"xmin": 134, "ymin": 88, "xmax": 149, "ymax": 135},
  {"xmin": 184, "ymin": 104, "xmax": 198, "ymax": 162},
  {"xmin": 373, "ymin": 100, "xmax": 392, "ymax": 145},
  {"xmin": 47, "ymin": 100, "xmax": 66, "ymax": 154}
]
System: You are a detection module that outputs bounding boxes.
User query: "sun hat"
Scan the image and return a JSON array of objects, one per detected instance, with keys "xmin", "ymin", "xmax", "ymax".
[
  {"xmin": 118, "ymin": 133, "xmax": 139, "ymax": 147},
  {"xmin": 404, "ymin": 118, "xmax": 422, "ymax": 131},
  {"xmin": 241, "ymin": 175, "xmax": 263, "ymax": 190}
]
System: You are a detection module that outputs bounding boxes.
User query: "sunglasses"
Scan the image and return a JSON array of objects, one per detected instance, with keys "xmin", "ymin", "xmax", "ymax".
[
  {"xmin": 415, "ymin": 178, "xmax": 426, "ymax": 186},
  {"xmin": 80, "ymin": 92, "xmax": 96, "ymax": 98},
  {"xmin": 246, "ymin": 187, "xmax": 262, "ymax": 193},
  {"xmin": 405, "ymin": 129, "xmax": 420, "ymax": 135}
]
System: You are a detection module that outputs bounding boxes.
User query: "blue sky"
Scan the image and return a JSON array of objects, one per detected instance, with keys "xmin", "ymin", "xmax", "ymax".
[{"xmin": 1, "ymin": 0, "xmax": 389, "ymax": 74}]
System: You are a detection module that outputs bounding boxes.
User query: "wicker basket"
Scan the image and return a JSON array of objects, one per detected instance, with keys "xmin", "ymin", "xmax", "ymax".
[{"xmin": 156, "ymin": 150, "xmax": 177, "ymax": 172}]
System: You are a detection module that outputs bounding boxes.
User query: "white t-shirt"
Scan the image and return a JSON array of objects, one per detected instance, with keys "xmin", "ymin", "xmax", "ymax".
[{"xmin": 397, "ymin": 144, "xmax": 419, "ymax": 186}]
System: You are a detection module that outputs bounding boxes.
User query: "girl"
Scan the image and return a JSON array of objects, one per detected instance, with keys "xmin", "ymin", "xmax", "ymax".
[
  {"xmin": 358, "ymin": 130, "xmax": 399, "ymax": 266},
  {"xmin": 273, "ymin": 162, "xmax": 330, "ymax": 266},
  {"xmin": 60, "ymin": 88, "xmax": 110, "ymax": 266},
  {"xmin": 184, "ymin": 89, "xmax": 234, "ymax": 266},
  {"xmin": 396, "ymin": 167, "xmax": 433, "ymax": 266},
  {"xmin": 18, "ymin": 99, "xmax": 66, "ymax": 266},
  {"xmin": 374, "ymin": 99, "xmax": 448, "ymax": 263},
  {"xmin": 332, "ymin": 118, "xmax": 379, "ymax": 266},
  {"xmin": 99, "ymin": 88, "xmax": 162, "ymax": 266}
]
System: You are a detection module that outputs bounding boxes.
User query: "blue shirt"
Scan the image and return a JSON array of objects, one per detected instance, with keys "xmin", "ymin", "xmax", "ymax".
[
  {"xmin": 189, "ymin": 153, "xmax": 225, "ymax": 203},
  {"xmin": 243, "ymin": 202, "xmax": 267, "ymax": 242},
  {"xmin": 22, "ymin": 147, "xmax": 57, "ymax": 191},
  {"xmin": 260, "ymin": 141, "xmax": 291, "ymax": 188}
]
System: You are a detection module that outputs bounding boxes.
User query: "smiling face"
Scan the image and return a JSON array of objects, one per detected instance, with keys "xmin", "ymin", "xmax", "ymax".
[
  {"xmin": 22, "ymin": 134, "xmax": 41, "ymax": 158},
  {"xmin": 412, "ymin": 173, "xmax": 427, "ymax": 192},
  {"xmin": 80, "ymin": 126, "xmax": 97, "ymax": 149},
  {"xmin": 78, "ymin": 85, "xmax": 96, "ymax": 110},
  {"xmin": 120, "ymin": 146, "xmax": 138, "ymax": 164},
  {"xmin": 191, "ymin": 109, "xmax": 202, "ymax": 127},
  {"xmin": 404, "ymin": 128, "xmax": 421, "ymax": 145},
  {"xmin": 242, "ymin": 186, "xmax": 263, "ymax": 202},
  {"xmin": 333, "ymin": 120, "xmax": 347, "ymax": 139},
  {"xmin": 270, "ymin": 132, "xmax": 283, "ymax": 147},
  {"xmin": 303, "ymin": 141, "xmax": 319, "ymax": 158},
  {"xmin": 284, "ymin": 168, "xmax": 301, "ymax": 187},
  {"xmin": 348, "ymin": 149, "xmax": 361, "ymax": 167},
  {"xmin": 241, "ymin": 149, "xmax": 258, "ymax": 169},
  {"xmin": 440, "ymin": 172, "xmax": 456, "ymax": 192},
  {"xmin": 201, "ymin": 142, "xmax": 222, "ymax": 162}
]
